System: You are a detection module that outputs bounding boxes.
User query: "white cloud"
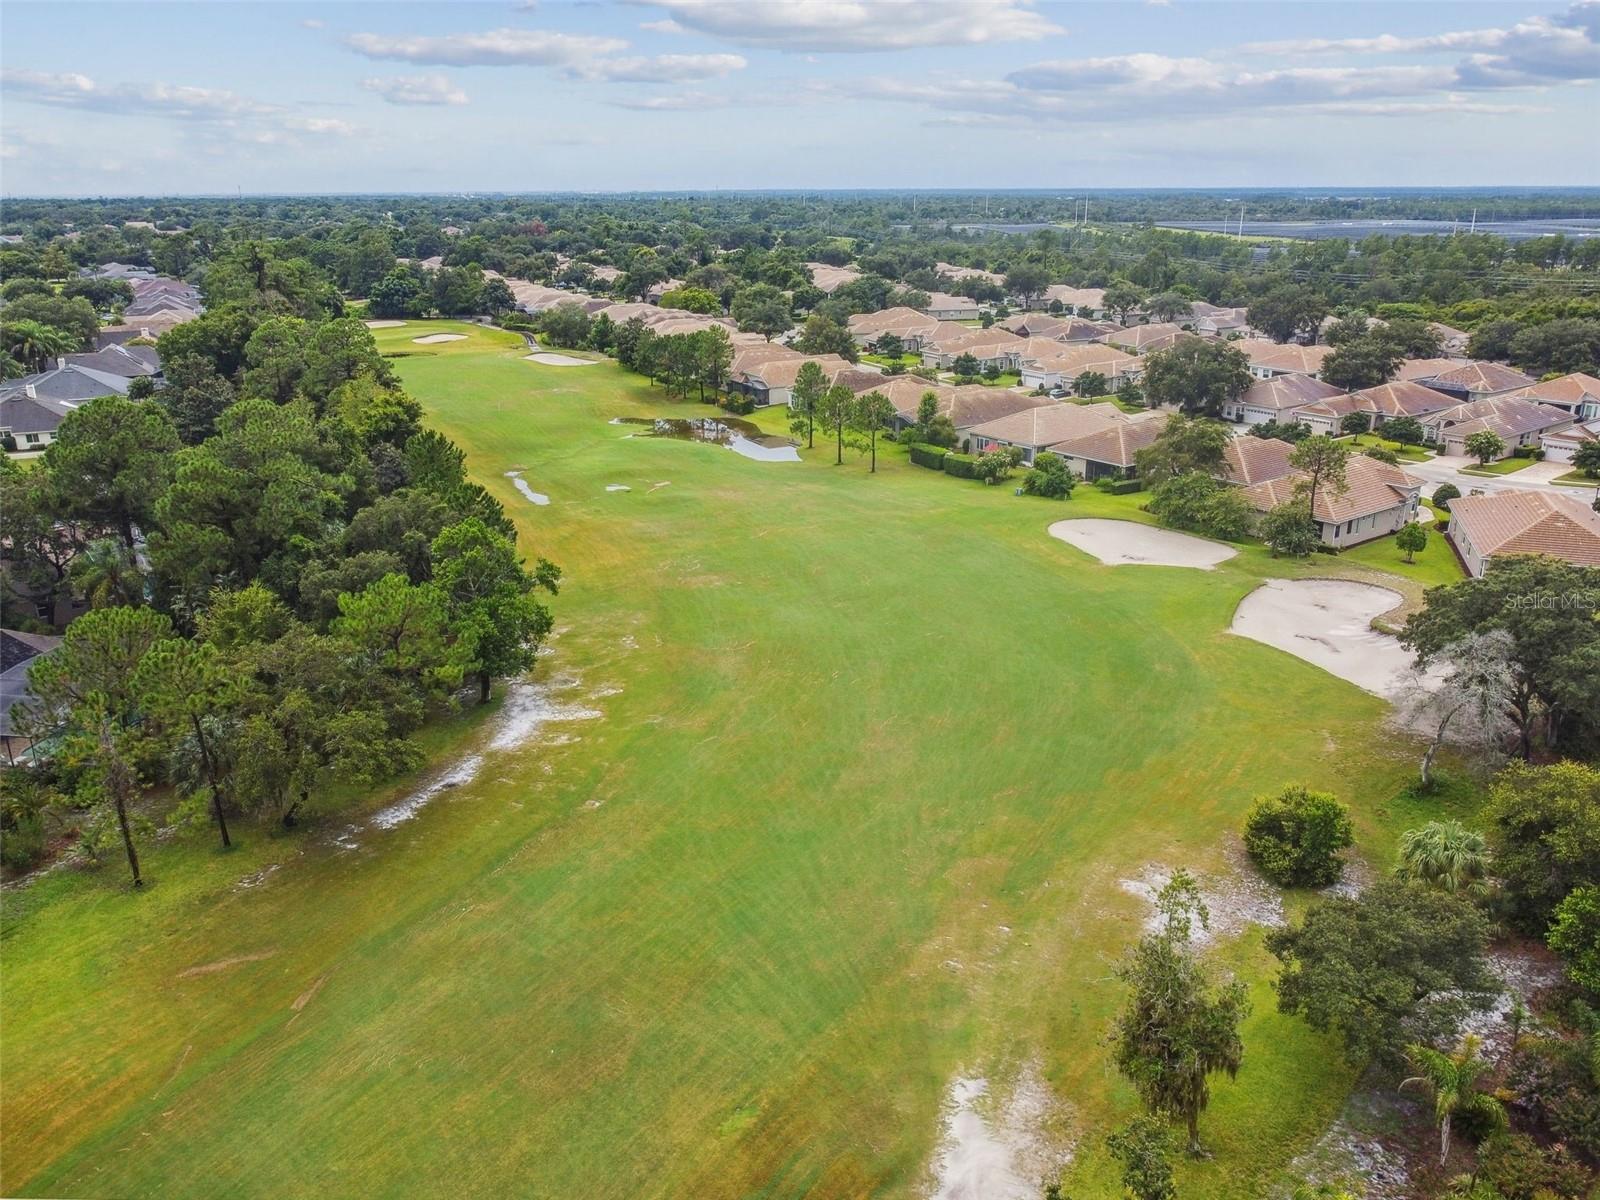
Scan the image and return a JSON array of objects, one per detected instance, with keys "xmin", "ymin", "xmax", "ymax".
[
  {"xmin": 608, "ymin": 90, "xmax": 733, "ymax": 110},
  {"xmin": 628, "ymin": 0, "xmax": 1063, "ymax": 52},
  {"xmin": 640, "ymin": 18, "xmax": 684, "ymax": 34},
  {"xmin": 344, "ymin": 27, "xmax": 626, "ymax": 67},
  {"xmin": 362, "ymin": 74, "xmax": 470, "ymax": 106},
  {"xmin": 575, "ymin": 53, "xmax": 745, "ymax": 82}
]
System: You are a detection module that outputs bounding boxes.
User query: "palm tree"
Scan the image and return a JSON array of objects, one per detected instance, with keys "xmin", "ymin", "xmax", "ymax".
[
  {"xmin": 1400, "ymin": 1035, "xmax": 1506, "ymax": 1164},
  {"xmin": 1397, "ymin": 820, "xmax": 1491, "ymax": 895},
  {"xmin": 1, "ymin": 319, "xmax": 74, "ymax": 372},
  {"xmin": 70, "ymin": 538, "xmax": 147, "ymax": 609}
]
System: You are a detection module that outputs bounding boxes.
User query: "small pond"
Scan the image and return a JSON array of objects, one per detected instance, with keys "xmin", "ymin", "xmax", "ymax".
[{"xmin": 614, "ymin": 416, "xmax": 800, "ymax": 462}]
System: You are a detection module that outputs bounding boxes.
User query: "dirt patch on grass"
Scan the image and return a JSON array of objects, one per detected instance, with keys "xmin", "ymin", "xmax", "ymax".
[
  {"xmin": 177, "ymin": 949, "xmax": 277, "ymax": 978},
  {"xmin": 1047, "ymin": 519, "xmax": 1237, "ymax": 569},
  {"xmin": 291, "ymin": 975, "xmax": 327, "ymax": 1013},
  {"xmin": 1119, "ymin": 849, "xmax": 1284, "ymax": 946}
]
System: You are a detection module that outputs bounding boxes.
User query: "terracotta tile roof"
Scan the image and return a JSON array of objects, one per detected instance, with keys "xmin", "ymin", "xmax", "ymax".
[
  {"xmin": 1235, "ymin": 340, "xmax": 1334, "ymax": 375},
  {"xmin": 1424, "ymin": 360, "xmax": 1535, "ymax": 394},
  {"xmin": 1348, "ymin": 379, "xmax": 1457, "ymax": 418},
  {"xmin": 1448, "ymin": 491, "xmax": 1600, "ymax": 567},
  {"xmin": 968, "ymin": 401, "xmax": 1130, "ymax": 449},
  {"xmin": 806, "ymin": 262, "xmax": 862, "ymax": 294},
  {"xmin": 1021, "ymin": 343, "xmax": 1140, "ymax": 375},
  {"xmin": 936, "ymin": 261, "xmax": 1005, "ymax": 286},
  {"xmin": 847, "ymin": 306, "xmax": 939, "ymax": 337},
  {"xmin": 1393, "ymin": 357, "xmax": 1468, "ymax": 382},
  {"xmin": 1240, "ymin": 456, "xmax": 1420, "ymax": 523},
  {"xmin": 927, "ymin": 326, "xmax": 1022, "ymax": 356},
  {"xmin": 1051, "ymin": 417, "xmax": 1167, "ymax": 468},
  {"xmin": 734, "ymin": 354, "xmax": 851, "ymax": 391},
  {"xmin": 921, "ymin": 291, "xmax": 981, "ymax": 316},
  {"xmin": 1429, "ymin": 395, "xmax": 1574, "ymax": 439},
  {"xmin": 1042, "ymin": 285, "xmax": 1106, "ymax": 309},
  {"xmin": 1220, "ymin": 437, "xmax": 1297, "ymax": 485},
  {"xmin": 1097, "ymin": 322, "xmax": 1188, "ymax": 353},
  {"xmin": 1502, "ymin": 371, "xmax": 1600, "ymax": 411},
  {"xmin": 1240, "ymin": 373, "xmax": 1344, "ymax": 412}
]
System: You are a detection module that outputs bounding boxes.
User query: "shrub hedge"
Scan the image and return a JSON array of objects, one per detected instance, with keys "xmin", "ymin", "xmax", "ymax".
[
  {"xmin": 1094, "ymin": 478, "xmax": 1143, "ymax": 495},
  {"xmin": 943, "ymin": 452, "xmax": 981, "ymax": 479},
  {"xmin": 909, "ymin": 443, "xmax": 948, "ymax": 470}
]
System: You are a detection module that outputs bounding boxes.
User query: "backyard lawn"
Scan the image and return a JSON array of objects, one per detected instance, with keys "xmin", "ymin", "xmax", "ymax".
[
  {"xmin": 1337, "ymin": 432, "xmax": 1432, "ymax": 462},
  {"xmin": 4, "ymin": 320, "xmax": 1456, "ymax": 1200}
]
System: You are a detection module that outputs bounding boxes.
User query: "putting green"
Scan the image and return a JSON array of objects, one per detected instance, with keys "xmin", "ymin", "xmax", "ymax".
[{"xmin": 2, "ymin": 321, "xmax": 1456, "ymax": 1198}]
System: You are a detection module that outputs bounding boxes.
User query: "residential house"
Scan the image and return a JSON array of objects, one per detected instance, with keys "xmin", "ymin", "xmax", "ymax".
[
  {"xmin": 1447, "ymin": 490, "xmax": 1600, "ymax": 577},
  {"xmin": 1036, "ymin": 285, "xmax": 1106, "ymax": 318},
  {"xmin": 1501, "ymin": 372, "xmax": 1600, "ymax": 421},
  {"xmin": 589, "ymin": 264, "xmax": 623, "ymax": 285},
  {"xmin": 1050, "ymin": 417, "xmax": 1167, "ymax": 481},
  {"xmin": 1, "ymin": 363, "xmax": 132, "ymax": 449},
  {"xmin": 1191, "ymin": 306, "xmax": 1254, "ymax": 338},
  {"xmin": 1223, "ymin": 373, "xmax": 1344, "ymax": 427},
  {"xmin": 920, "ymin": 292, "xmax": 982, "ymax": 321},
  {"xmin": 1239, "ymin": 456, "xmax": 1424, "ymax": 547},
  {"xmin": 1293, "ymin": 379, "xmax": 1456, "ymax": 435},
  {"xmin": 1393, "ymin": 357, "xmax": 1466, "ymax": 383},
  {"xmin": 920, "ymin": 327, "xmax": 1021, "ymax": 373},
  {"xmin": 1235, "ymin": 339, "xmax": 1334, "ymax": 380},
  {"xmin": 1017, "ymin": 344, "xmax": 1142, "ymax": 393},
  {"xmin": 935, "ymin": 262, "xmax": 1005, "ymax": 287},
  {"xmin": 1418, "ymin": 360, "xmax": 1535, "ymax": 402},
  {"xmin": 1540, "ymin": 419, "xmax": 1600, "ymax": 464},
  {"xmin": 1424, "ymin": 395, "xmax": 1574, "ymax": 458},
  {"xmin": 968, "ymin": 402, "xmax": 1147, "ymax": 465},
  {"xmin": 0, "ymin": 629, "xmax": 62, "ymax": 765},
  {"xmin": 644, "ymin": 278, "xmax": 684, "ymax": 305},
  {"xmin": 846, "ymin": 306, "xmax": 939, "ymax": 348},
  {"xmin": 1219, "ymin": 436, "xmax": 1297, "ymax": 486},
  {"xmin": 1096, "ymin": 322, "xmax": 1188, "ymax": 355},
  {"xmin": 999, "ymin": 314, "xmax": 1115, "ymax": 342},
  {"xmin": 729, "ymin": 353, "xmax": 851, "ymax": 408},
  {"xmin": 806, "ymin": 262, "xmax": 862, "ymax": 294},
  {"xmin": 64, "ymin": 344, "xmax": 161, "ymax": 380},
  {"xmin": 877, "ymin": 382, "xmax": 1057, "ymax": 441},
  {"xmin": 1428, "ymin": 322, "xmax": 1472, "ymax": 355}
]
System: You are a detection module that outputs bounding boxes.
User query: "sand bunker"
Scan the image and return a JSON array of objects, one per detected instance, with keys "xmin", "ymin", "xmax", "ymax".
[
  {"xmin": 929, "ymin": 1065, "xmax": 1071, "ymax": 1200},
  {"xmin": 1232, "ymin": 579, "xmax": 1417, "ymax": 698},
  {"xmin": 1048, "ymin": 519, "xmax": 1237, "ymax": 569},
  {"xmin": 504, "ymin": 470, "xmax": 550, "ymax": 505},
  {"xmin": 524, "ymin": 352, "xmax": 597, "ymax": 366},
  {"xmin": 363, "ymin": 319, "xmax": 406, "ymax": 329},
  {"xmin": 412, "ymin": 333, "xmax": 466, "ymax": 344}
]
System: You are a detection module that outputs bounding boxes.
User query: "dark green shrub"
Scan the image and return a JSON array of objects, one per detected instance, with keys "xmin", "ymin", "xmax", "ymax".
[
  {"xmin": 943, "ymin": 452, "xmax": 980, "ymax": 480},
  {"xmin": 1433, "ymin": 483, "xmax": 1460, "ymax": 510},
  {"xmin": 1103, "ymin": 478, "xmax": 1143, "ymax": 495},
  {"xmin": 721, "ymin": 395, "xmax": 755, "ymax": 415},
  {"xmin": 1477, "ymin": 1131, "xmax": 1593, "ymax": 1200},
  {"xmin": 1243, "ymin": 785, "xmax": 1354, "ymax": 886},
  {"xmin": 909, "ymin": 443, "xmax": 948, "ymax": 470}
]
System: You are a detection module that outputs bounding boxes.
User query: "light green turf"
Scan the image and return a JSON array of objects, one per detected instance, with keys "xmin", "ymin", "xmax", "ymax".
[
  {"xmin": 3, "ymin": 320, "xmax": 1456, "ymax": 1199},
  {"xmin": 1460, "ymin": 456, "xmax": 1537, "ymax": 476}
]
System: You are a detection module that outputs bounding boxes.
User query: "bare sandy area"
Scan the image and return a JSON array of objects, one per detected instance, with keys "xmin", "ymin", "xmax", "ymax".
[
  {"xmin": 524, "ymin": 352, "xmax": 597, "ymax": 366},
  {"xmin": 412, "ymin": 333, "xmax": 467, "ymax": 344},
  {"xmin": 1047, "ymin": 519, "xmax": 1237, "ymax": 569},
  {"xmin": 363, "ymin": 319, "xmax": 406, "ymax": 329},
  {"xmin": 1231, "ymin": 579, "xmax": 1418, "ymax": 698},
  {"xmin": 929, "ymin": 1065, "xmax": 1071, "ymax": 1200}
]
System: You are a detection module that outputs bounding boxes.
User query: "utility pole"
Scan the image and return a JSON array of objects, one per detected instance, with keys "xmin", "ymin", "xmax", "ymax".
[
  {"xmin": 1238, "ymin": 201, "xmax": 1245, "ymax": 237},
  {"xmin": 1470, "ymin": 207, "xmax": 1478, "ymax": 233}
]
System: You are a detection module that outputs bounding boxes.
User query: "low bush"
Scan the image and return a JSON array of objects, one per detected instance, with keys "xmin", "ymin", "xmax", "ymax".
[
  {"xmin": 909, "ymin": 443, "xmax": 948, "ymax": 470},
  {"xmin": 942, "ymin": 452, "xmax": 981, "ymax": 480},
  {"xmin": 721, "ymin": 395, "xmax": 755, "ymax": 415},
  {"xmin": 1433, "ymin": 482, "xmax": 1461, "ymax": 510},
  {"xmin": 1243, "ymin": 785, "xmax": 1354, "ymax": 886},
  {"xmin": 1476, "ymin": 1131, "xmax": 1593, "ymax": 1200},
  {"xmin": 1099, "ymin": 478, "xmax": 1143, "ymax": 495},
  {"xmin": 1022, "ymin": 451, "xmax": 1075, "ymax": 498}
]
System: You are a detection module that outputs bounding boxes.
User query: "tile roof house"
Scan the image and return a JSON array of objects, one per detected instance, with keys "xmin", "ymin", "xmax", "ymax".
[
  {"xmin": 1393, "ymin": 357, "xmax": 1468, "ymax": 383},
  {"xmin": 920, "ymin": 327, "xmax": 1022, "ymax": 372},
  {"xmin": 1418, "ymin": 360, "xmax": 1536, "ymax": 402},
  {"xmin": 920, "ymin": 291, "xmax": 982, "ymax": 321},
  {"xmin": 728, "ymin": 353, "xmax": 852, "ymax": 407},
  {"xmin": 888, "ymin": 384, "xmax": 1058, "ymax": 438},
  {"xmin": 1540, "ymin": 418, "xmax": 1600, "ymax": 464},
  {"xmin": 936, "ymin": 262, "xmax": 1006, "ymax": 287},
  {"xmin": 1424, "ymin": 395, "xmax": 1575, "ymax": 458},
  {"xmin": 846, "ymin": 306, "xmax": 939, "ymax": 346},
  {"xmin": 1224, "ymin": 373, "xmax": 1344, "ymax": 426},
  {"xmin": 0, "ymin": 364, "xmax": 131, "ymax": 448},
  {"xmin": 1239, "ymin": 456, "xmax": 1423, "ymax": 547},
  {"xmin": 968, "ymin": 402, "xmax": 1155, "ymax": 464},
  {"xmin": 1219, "ymin": 436, "xmax": 1297, "ymax": 486},
  {"xmin": 65, "ymin": 344, "xmax": 161, "ymax": 379},
  {"xmin": 1037, "ymin": 285, "xmax": 1106, "ymax": 317},
  {"xmin": 1501, "ymin": 372, "xmax": 1600, "ymax": 421},
  {"xmin": 1428, "ymin": 322, "xmax": 1472, "ymax": 355},
  {"xmin": 806, "ymin": 262, "xmax": 863, "ymax": 294},
  {"xmin": 1292, "ymin": 380, "xmax": 1457, "ymax": 435},
  {"xmin": 1096, "ymin": 322, "xmax": 1188, "ymax": 355},
  {"xmin": 1017, "ymin": 344, "xmax": 1142, "ymax": 393},
  {"xmin": 1050, "ymin": 417, "xmax": 1168, "ymax": 481},
  {"xmin": 1191, "ymin": 306, "xmax": 1254, "ymax": 338},
  {"xmin": 1234, "ymin": 339, "xmax": 1334, "ymax": 380},
  {"xmin": 1000, "ymin": 314, "xmax": 1117, "ymax": 343},
  {"xmin": 1447, "ymin": 490, "xmax": 1600, "ymax": 576}
]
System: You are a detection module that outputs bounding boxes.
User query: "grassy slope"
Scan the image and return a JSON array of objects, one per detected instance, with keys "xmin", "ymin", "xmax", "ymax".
[{"xmin": 4, "ymin": 320, "xmax": 1455, "ymax": 1199}]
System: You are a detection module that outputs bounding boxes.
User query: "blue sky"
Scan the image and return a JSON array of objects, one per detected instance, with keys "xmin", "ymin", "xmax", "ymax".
[{"xmin": 2, "ymin": 1, "xmax": 1597, "ymax": 195}]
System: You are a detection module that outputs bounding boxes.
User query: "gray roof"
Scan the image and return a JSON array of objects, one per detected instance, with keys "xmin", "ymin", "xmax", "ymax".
[
  {"xmin": 0, "ymin": 629, "xmax": 61, "ymax": 739},
  {"xmin": 0, "ymin": 363, "xmax": 131, "ymax": 405},
  {"xmin": 64, "ymin": 344, "xmax": 161, "ymax": 379},
  {"xmin": 0, "ymin": 393, "xmax": 73, "ymax": 437}
]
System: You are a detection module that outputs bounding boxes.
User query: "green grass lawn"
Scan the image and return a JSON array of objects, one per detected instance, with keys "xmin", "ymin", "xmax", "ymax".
[
  {"xmin": 1460, "ymin": 456, "xmax": 1537, "ymax": 476},
  {"xmin": 860, "ymin": 352, "xmax": 921, "ymax": 369},
  {"xmin": 1551, "ymin": 468, "xmax": 1600, "ymax": 486},
  {"xmin": 4, "ymin": 320, "xmax": 1459, "ymax": 1200},
  {"xmin": 1336, "ymin": 433, "xmax": 1432, "ymax": 462}
]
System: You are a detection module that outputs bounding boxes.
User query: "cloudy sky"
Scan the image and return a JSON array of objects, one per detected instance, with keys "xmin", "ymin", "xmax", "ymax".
[{"xmin": 2, "ymin": 0, "xmax": 1597, "ymax": 195}]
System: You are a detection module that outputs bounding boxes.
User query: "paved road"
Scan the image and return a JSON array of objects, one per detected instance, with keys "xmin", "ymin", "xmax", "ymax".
[{"xmin": 1401, "ymin": 452, "xmax": 1599, "ymax": 499}]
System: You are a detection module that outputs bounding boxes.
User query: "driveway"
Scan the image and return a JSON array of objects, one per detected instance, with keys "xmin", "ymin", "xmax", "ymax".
[{"xmin": 1398, "ymin": 451, "xmax": 1594, "ymax": 497}]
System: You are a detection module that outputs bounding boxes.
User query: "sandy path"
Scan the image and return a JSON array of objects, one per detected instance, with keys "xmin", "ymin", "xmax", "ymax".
[
  {"xmin": 1231, "ymin": 578, "xmax": 1419, "ymax": 698},
  {"xmin": 523, "ymin": 352, "xmax": 597, "ymax": 366},
  {"xmin": 412, "ymin": 333, "xmax": 466, "ymax": 344},
  {"xmin": 1048, "ymin": 519, "xmax": 1237, "ymax": 569}
]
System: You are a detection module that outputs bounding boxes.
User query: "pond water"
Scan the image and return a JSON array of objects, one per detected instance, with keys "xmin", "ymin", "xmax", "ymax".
[{"xmin": 614, "ymin": 416, "xmax": 800, "ymax": 462}]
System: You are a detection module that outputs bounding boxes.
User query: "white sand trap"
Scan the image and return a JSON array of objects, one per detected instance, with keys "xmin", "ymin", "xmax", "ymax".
[
  {"xmin": 504, "ymin": 470, "xmax": 549, "ymax": 505},
  {"xmin": 412, "ymin": 333, "xmax": 467, "ymax": 344},
  {"xmin": 1048, "ymin": 519, "xmax": 1236, "ymax": 569},
  {"xmin": 363, "ymin": 319, "xmax": 406, "ymax": 329},
  {"xmin": 1232, "ymin": 579, "xmax": 1417, "ymax": 698},
  {"xmin": 524, "ymin": 352, "xmax": 597, "ymax": 366}
]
